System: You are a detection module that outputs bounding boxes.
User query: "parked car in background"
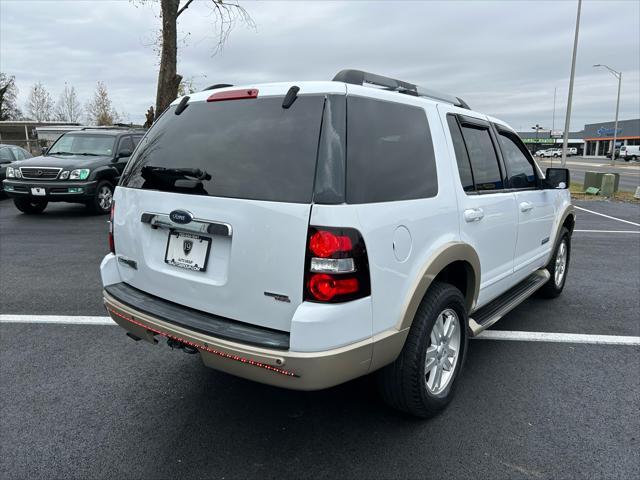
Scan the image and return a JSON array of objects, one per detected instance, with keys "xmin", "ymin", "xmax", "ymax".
[
  {"xmin": 620, "ymin": 145, "xmax": 639, "ymax": 161},
  {"xmin": 539, "ymin": 148, "xmax": 562, "ymax": 158},
  {"xmin": 0, "ymin": 144, "xmax": 32, "ymax": 195},
  {"xmin": 101, "ymin": 70, "xmax": 574, "ymax": 418},
  {"xmin": 2, "ymin": 127, "xmax": 144, "ymax": 214},
  {"xmin": 567, "ymin": 147, "xmax": 578, "ymax": 156}
]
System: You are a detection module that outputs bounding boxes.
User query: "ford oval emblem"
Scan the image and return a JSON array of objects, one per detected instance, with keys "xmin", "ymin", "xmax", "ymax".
[{"xmin": 169, "ymin": 209, "xmax": 193, "ymax": 224}]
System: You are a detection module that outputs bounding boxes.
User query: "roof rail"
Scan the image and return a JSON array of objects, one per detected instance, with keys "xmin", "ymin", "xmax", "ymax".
[
  {"xmin": 80, "ymin": 125, "xmax": 143, "ymax": 131},
  {"xmin": 332, "ymin": 69, "xmax": 470, "ymax": 110},
  {"xmin": 202, "ymin": 83, "xmax": 234, "ymax": 92}
]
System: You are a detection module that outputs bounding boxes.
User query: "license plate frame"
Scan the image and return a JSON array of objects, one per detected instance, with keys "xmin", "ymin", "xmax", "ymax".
[
  {"xmin": 164, "ymin": 231, "xmax": 212, "ymax": 272},
  {"xmin": 31, "ymin": 187, "xmax": 46, "ymax": 196}
]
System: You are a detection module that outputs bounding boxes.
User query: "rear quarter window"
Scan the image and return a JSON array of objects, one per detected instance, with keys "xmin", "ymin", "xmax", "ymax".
[{"xmin": 346, "ymin": 97, "xmax": 437, "ymax": 203}]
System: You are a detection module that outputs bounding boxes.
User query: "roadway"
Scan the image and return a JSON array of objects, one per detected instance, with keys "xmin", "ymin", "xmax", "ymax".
[{"xmin": 536, "ymin": 156, "xmax": 640, "ymax": 192}]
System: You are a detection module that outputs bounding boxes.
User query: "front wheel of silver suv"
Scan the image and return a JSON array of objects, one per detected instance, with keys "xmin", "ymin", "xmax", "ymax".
[{"xmin": 376, "ymin": 282, "xmax": 468, "ymax": 418}]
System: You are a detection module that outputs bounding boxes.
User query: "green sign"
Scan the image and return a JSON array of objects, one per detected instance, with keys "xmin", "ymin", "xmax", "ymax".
[{"xmin": 522, "ymin": 138, "xmax": 553, "ymax": 144}]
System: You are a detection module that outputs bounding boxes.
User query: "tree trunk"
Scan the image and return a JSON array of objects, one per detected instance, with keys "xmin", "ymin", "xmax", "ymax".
[{"xmin": 155, "ymin": 0, "xmax": 183, "ymax": 119}]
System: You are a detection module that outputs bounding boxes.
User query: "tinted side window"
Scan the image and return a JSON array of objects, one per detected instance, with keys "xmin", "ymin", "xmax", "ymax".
[
  {"xmin": 0, "ymin": 148, "xmax": 14, "ymax": 163},
  {"xmin": 460, "ymin": 125, "xmax": 503, "ymax": 191},
  {"xmin": 346, "ymin": 97, "xmax": 437, "ymax": 203},
  {"xmin": 498, "ymin": 133, "xmax": 536, "ymax": 188},
  {"xmin": 446, "ymin": 115, "xmax": 474, "ymax": 192},
  {"xmin": 132, "ymin": 135, "xmax": 143, "ymax": 147},
  {"xmin": 10, "ymin": 147, "xmax": 24, "ymax": 160},
  {"xmin": 118, "ymin": 136, "xmax": 134, "ymax": 153}
]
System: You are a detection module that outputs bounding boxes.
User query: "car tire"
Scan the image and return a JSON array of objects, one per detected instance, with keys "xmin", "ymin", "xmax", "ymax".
[
  {"xmin": 538, "ymin": 226, "xmax": 571, "ymax": 298},
  {"xmin": 14, "ymin": 197, "xmax": 48, "ymax": 214},
  {"xmin": 376, "ymin": 281, "xmax": 468, "ymax": 418},
  {"xmin": 87, "ymin": 180, "xmax": 114, "ymax": 215}
]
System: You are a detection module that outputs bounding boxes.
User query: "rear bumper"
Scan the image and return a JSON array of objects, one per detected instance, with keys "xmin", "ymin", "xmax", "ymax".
[
  {"xmin": 103, "ymin": 289, "xmax": 408, "ymax": 391},
  {"xmin": 2, "ymin": 179, "xmax": 97, "ymax": 201}
]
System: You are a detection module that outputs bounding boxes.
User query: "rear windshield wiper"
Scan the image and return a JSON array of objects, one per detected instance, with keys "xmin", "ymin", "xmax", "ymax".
[{"xmin": 141, "ymin": 166, "xmax": 212, "ymax": 181}]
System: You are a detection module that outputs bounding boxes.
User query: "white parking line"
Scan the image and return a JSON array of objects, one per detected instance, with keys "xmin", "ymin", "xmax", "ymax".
[
  {"xmin": 2, "ymin": 315, "xmax": 639, "ymax": 346},
  {"xmin": 575, "ymin": 206, "xmax": 640, "ymax": 227},
  {"xmin": 475, "ymin": 330, "xmax": 640, "ymax": 346},
  {"xmin": 0, "ymin": 315, "xmax": 114, "ymax": 325},
  {"xmin": 574, "ymin": 229, "xmax": 640, "ymax": 233}
]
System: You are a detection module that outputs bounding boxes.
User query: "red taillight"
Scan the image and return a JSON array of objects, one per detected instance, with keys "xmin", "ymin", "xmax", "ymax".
[
  {"xmin": 309, "ymin": 230, "xmax": 353, "ymax": 258},
  {"xmin": 308, "ymin": 274, "xmax": 359, "ymax": 302},
  {"xmin": 304, "ymin": 226, "xmax": 370, "ymax": 303},
  {"xmin": 108, "ymin": 203, "xmax": 115, "ymax": 254},
  {"xmin": 207, "ymin": 88, "xmax": 259, "ymax": 102}
]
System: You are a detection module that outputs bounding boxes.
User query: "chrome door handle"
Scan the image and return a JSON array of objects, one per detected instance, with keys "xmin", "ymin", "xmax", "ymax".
[
  {"xmin": 464, "ymin": 208, "xmax": 485, "ymax": 223},
  {"xmin": 519, "ymin": 202, "xmax": 534, "ymax": 213}
]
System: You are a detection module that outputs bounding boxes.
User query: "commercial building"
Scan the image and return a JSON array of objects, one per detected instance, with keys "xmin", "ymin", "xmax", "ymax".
[
  {"xmin": 516, "ymin": 130, "xmax": 585, "ymax": 155},
  {"xmin": 517, "ymin": 117, "xmax": 640, "ymax": 157},
  {"xmin": 0, "ymin": 121, "xmax": 80, "ymax": 154},
  {"xmin": 583, "ymin": 118, "xmax": 640, "ymax": 157}
]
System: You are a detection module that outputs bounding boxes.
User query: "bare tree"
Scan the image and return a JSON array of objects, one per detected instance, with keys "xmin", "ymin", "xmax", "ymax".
[
  {"xmin": 0, "ymin": 73, "xmax": 22, "ymax": 120},
  {"xmin": 151, "ymin": 0, "xmax": 253, "ymax": 118},
  {"xmin": 86, "ymin": 81, "xmax": 119, "ymax": 126},
  {"xmin": 26, "ymin": 81, "xmax": 54, "ymax": 122},
  {"xmin": 177, "ymin": 76, "xmax": 197, "ymax": 97},
  {"xmin": 55, "ymin": 84, "xmax": 83, "ymax": 123}
]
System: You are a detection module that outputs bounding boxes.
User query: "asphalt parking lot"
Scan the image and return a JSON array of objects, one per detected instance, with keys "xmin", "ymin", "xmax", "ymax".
[{"xmin": 1, "ymin": 197, "xmax": 639, "ymax": 479}]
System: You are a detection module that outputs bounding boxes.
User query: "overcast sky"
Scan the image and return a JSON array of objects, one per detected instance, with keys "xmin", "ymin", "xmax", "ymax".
[{"xmin": 1, "ymin": 0, "xmax": 639, "ymax": 131}]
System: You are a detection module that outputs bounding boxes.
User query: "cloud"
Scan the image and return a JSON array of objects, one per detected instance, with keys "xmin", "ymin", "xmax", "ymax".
[{"xmin": 1, "ymin": 0, "xmax": 638, "ymax": 130}]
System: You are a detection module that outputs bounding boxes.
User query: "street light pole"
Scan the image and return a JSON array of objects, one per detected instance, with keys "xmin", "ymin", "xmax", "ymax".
[
  {"xmin": 612, "ymin": 72, "xmax": 622, "ymax": 166},
  {"xmin": 594, "ymin": 64, "xmax": 622, "ymax": 166},
  {"xmin": 561, "ymin": 0, "xmax": 582, "ymax": 167}
]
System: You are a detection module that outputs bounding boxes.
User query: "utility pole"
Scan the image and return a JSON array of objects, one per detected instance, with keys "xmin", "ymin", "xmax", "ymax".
[
  {"xmin": 594, "ymin": 64, "xmax": 623, "ymax": 166},
  {"xmin": 561, "ymin": 0, "xmax": 582, "ymax": 167},
  {"xmin": 552, "ymin": 87, "xmax": 557, "ymax": 132}
]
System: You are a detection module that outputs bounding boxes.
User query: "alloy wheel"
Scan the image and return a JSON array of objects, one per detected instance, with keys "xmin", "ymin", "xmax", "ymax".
[
  {"xmin": 98, "ymin": 185, "xmax": 113, "ymax": 211},
  {"xmin": 554, "ymin": 240, "xmax": 568, "ymax": 287},
  {"xmin": 425, "ymin": 308, "xmax": 461, "ymax": 395}
]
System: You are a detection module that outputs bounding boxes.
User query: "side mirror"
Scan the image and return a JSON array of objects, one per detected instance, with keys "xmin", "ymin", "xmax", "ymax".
[
  {"xmin": 41, "ymin": 147, "xmax": 48, "ymax": 155},
  {"xmin": 117, "ymin": 149, "xmax": 132, "ymax": 159},
  {"xmin": 544, "ymin": 167, "xmax": 569, "ymax": 189}
]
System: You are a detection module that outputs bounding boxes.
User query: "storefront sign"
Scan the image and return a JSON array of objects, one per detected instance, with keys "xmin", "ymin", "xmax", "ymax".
[
  {"xmin": 597, "ymin": 126, "xmax": 622, "ymax": 136},
  {"xmin": 522, "ymin": 138, "xmax": 553, "ymax": 144}
]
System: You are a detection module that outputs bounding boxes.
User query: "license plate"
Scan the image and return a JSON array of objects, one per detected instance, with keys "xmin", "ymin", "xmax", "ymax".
[
  {"xmin": 31, "ymin": 187, "xmax": 46, "ymax": 196},
  {"xmin": 165, "ymin": 231, "xmax": 212, "ymax": 272}
]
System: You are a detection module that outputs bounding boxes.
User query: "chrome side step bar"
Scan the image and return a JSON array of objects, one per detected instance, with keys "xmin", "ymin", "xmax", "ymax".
[{"xmin": 468, "ymin": 269, "xmax": 550, "ymax": 336}]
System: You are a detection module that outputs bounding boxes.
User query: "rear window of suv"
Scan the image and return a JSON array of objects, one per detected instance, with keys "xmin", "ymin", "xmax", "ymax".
[
  {"xmin": 346, "ymin": 97, "xmax": 437, "ymax": 203},
  {"xmin": 121, "ymin": 96, "xmax": 325, "ymax": 203}
]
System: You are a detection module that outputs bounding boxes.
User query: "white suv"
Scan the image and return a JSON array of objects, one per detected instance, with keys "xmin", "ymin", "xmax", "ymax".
[
  {"xmin": 539, "ymin": 148, "xmax": 563, "ymax": 158},
  {"xmin": 101, "ymin": 70, "xmax": 574, "ymax": 417}
]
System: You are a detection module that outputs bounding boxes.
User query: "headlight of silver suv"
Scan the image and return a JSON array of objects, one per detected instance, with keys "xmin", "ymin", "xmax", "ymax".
[
  {"xmin": 69, "ymin": 169, "xmax": 90, "ymax": 180},
  {"xmin": 7, "ymin": 167, "xmax": 22, "ymax": 178},
  {"xmin": 59, "ymin": 171, "xmax": 70, "ymax": 180}
]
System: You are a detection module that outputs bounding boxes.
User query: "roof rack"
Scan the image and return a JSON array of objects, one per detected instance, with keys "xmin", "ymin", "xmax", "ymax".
[
  {"xmin": 332, "ymin": 69, "xmax": 470, "ymax": 110},
  {"xmin": 80, "ymin": 125, "xmax": 144, "ymax": 131}
]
